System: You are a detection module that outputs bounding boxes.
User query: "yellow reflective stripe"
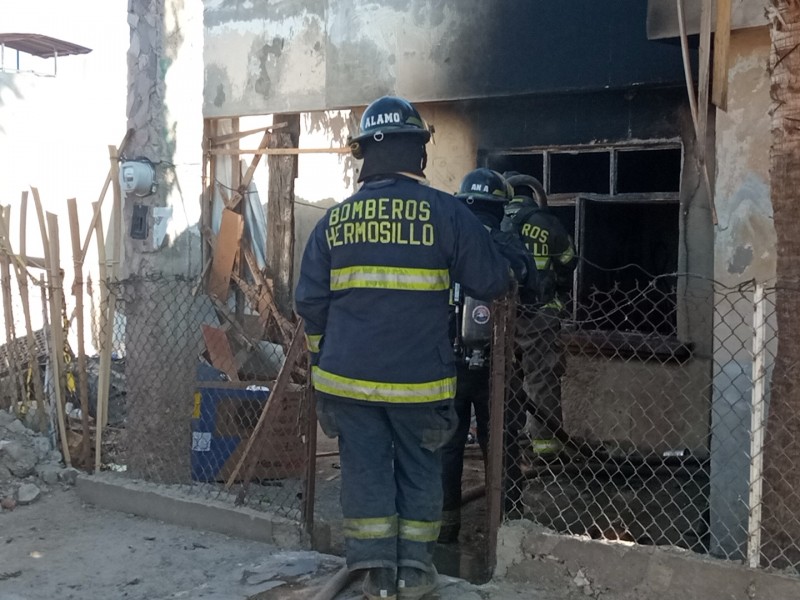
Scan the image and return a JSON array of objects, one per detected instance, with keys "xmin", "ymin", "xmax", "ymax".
[
  {"xmin": 343, "ymin": 516, "xmax": 398, "ymax": 540},
  {"xmin": 312, "ymin": 367, "xmax": 456, "ymax": 403},
  {"xmin": 534, "ymin": 256, "xmax": 550, "ymax": 270},
  {"xmin": 557, "ymin": 246, "xmax": 575, "ymax": 265},
  {"xmin": 399, "ymin": 518, "xmax": 440, "ymax": 543},
  {"xmin": 330, "ymin": 266, "xmax": 450, "ymax": 292},
  {"xmin": 305, "ymin": 334, "xmax": 322, "ymax": 353},
  {"xmin": 544, "ymin": 299, "xmax": 565, "ymax": 310}
]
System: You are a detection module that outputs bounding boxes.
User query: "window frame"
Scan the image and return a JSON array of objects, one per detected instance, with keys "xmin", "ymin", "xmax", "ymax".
[{"xmin": 482, "ymin": 141, "xmax": 691, "ymax": 360}]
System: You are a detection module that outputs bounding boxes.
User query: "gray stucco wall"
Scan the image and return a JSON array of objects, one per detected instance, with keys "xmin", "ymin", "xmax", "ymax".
[
  {"xmin": 709, "ymin": 26, "xmax": 775, "ymax": 561},
  {"xmin": 203, "ymin": 0, "xmax": 689, "ymax": 118},
  {"xmin": 647, "ymin": 0, "xmax": 768, "ymax": 40}
]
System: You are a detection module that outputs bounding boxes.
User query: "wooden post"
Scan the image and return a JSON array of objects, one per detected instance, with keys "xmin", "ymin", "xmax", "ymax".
[
  {"xmin": 93, "ymin": 200, "xmax": 108, "ymax": 473},
  {"xmin": 302, "ymin": 370, "xmax": 318, "ymax": 539},
  {"xmin": 712, "ymin": 0, "xmax": 732, "ymax": 110},
  {"xmin": 68, "ymin": 198, "xmax": 91, "ymax": 465},
  {"xmin": 97, "ymin": 145, "xmax": 122, "ymax": 433},
  {"xmin": 0, "ymin": 206, "xmax": 24, "ymax": 415},
  {"xmin": 45, "ymin": 212, "xmax": 72, "ymax": 468},
  {"xmin": 11, "ymin": 192, "xmax": 47, "ymax": 431},
  {"xmin": 267, "ymin": 113, "xmax": 300, "ymax": 318},
  {"xmin": 486, "ymin": 295, "xmax": 514, "ymax": 572},
  {"xmin": 748, "ymin": 284, "xmax": 767, "ymax": 568},
  {"xmin": 78, "ymin": 130, "xmax": 133, "ymax": 263},
  {"xmin": 207, "ymin": 209, "xmax": 244, "ymax": 301},
  {"xmin": 225, "ymin": 320, "xmax": 304, "ymax": 495}
]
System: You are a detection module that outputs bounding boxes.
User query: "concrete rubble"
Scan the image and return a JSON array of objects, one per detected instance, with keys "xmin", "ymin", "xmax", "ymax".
[{"xmin": 0, "ymin": 409, "xmax": 76, "ymax": 511}]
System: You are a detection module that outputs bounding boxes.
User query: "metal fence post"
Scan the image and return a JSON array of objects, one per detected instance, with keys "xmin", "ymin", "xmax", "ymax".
[{"xmin": 747, "ymin": 283, "xmax": 767, "ymax": 569}]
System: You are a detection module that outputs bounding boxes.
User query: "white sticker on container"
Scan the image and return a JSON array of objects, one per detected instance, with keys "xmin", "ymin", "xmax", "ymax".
[{"xmin": 192, "ymin": 432, "xmax": 212, "ymax": 452}]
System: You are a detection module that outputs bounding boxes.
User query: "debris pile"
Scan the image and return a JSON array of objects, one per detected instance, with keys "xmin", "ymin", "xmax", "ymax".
[{"xmin": 0, "ymin": 410, "xmax": 77, "ymax": 511}]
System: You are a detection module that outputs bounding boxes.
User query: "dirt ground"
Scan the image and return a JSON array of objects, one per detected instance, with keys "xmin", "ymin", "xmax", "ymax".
[
  {"xmin": 0, "ymin": 487, "xmax": 595, "ymax": 600},
  {"xmin": 0, "ymin": 489, "xmax": 343, "ymax": 600}
]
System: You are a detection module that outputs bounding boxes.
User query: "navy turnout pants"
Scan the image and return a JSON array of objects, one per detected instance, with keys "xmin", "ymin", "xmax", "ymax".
[{"xmin": 316, "ymin": 394, "xmax": 457, "ymax": 572}]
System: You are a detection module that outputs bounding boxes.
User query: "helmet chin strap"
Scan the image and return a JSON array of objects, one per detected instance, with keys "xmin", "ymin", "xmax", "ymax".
[{"xmin": 357, "ymin": 137, "xmax": 427, "ymax": 183}]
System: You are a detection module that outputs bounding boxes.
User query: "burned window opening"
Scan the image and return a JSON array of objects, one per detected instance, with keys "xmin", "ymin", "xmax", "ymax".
[
  {"xmin": 617, "ymin": 148, "xmax": 682, "ymax": 194},
  {"xmin": 483, "ymin": 143, "xmax": 683, "ymax": 345},
  {"xmin": 578, "ymin": 198, "xmax": 680, "ymax": 336},
  {"xmin": 550, "ymin": 151, "xmax": 610, "ymax": 194}
]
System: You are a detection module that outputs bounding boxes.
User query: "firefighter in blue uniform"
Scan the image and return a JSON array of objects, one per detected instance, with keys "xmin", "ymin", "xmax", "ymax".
[
  {"xmin": 502, "ymin": 172, "xmax": 577, "ymax": 459},
  {"xmin": 439, "ymin": 168, "xmax": 538, "ymax": 543},
  {"xmin": 295, "ymin": 97, "xmax": 512, "ymax": 600}
]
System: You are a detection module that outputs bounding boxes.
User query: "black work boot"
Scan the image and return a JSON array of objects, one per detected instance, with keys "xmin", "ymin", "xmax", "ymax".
[
  {"xmin": 363, "ymin": 567, "xmax": 397, "ymax": 600},
  {"xmin": 437, "ymin": 508, "xmax": 460, "ymax": 544},
  {"xmin": 397, "ymin": 565, "xmax": 438, "ymax": 600}
]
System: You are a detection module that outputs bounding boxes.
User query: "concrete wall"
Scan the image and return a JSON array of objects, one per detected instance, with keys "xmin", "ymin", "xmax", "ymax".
[
  {"xmin": 496, "ymin": 520, "xmax": 800, "ymax": 600},
  {"xmin": 563, "ymin": 357, "xmax": 712, "ymax": 455},
  {"xmin": 203, "ymin": 0, "xmax": 689, "ymax": 118},
  {"xmin": 709, "ymin": 26, "xmax": 775, "ymax": 561},
  {"xmin": 124, "ymin": 0, "xmax": 207, "ymax": 482},
  {"xmin": 648, "ymin": 0, "xmax": 769, "ymax": 39},
  {"xmin": 124, "ymin": 0, "xmax": 205, "ymax": 278},
  {"xmin": 714, "ymin": 27, "xmax": 774, "ymax": 287}
]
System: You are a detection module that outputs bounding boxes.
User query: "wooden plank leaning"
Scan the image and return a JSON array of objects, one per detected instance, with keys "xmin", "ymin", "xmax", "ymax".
[
  {"xmin": 31, "ymin": 188, "xmax": 72, "ymax": 462},
  {"xmin": 9, "ymin": 193, "xmax": 47, "ymax": 431},
  {"xmin": 78, "ymin": 129, "xmax": 134, "ymax": 264},
  {"xmin": 242, "ymin": 245, "xmax": 293, "ymax": 342},
  {"xmin": 226, "ymin": 128, "xmax": 271, "ymax": 211},
  {"xmin": 96, "ymin": 145, "xmax": 123, "ymax": 442},
  {"xmin": 207, "ymin": 209, "xmax": 244, "ymax": 301},
  {"xmin": 0, "ymin": 206, "xmax": 25, "ymax": 417},
  {"xmin": 44, "ymin": 211, "xmax": 73, "ymax": 468},
  {"xmin": 67, "ymin": 198, "xmax": 92, "ymax": 465},
  {"xmin": 712, "ymin": 0, "xmax": 732, "ymax": 110},
  {"xmin": 93, "ymin": 200, "xmax": 108, "ymax": 473},
  {"xmin": 225, "ymin": 320, "xmax": 304, "ymax": 500}
]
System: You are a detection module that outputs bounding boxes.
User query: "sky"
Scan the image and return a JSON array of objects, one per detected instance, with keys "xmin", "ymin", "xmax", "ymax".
[{"xmin": 1, "ymin": 1, "xmax": 128, "ymax": 207}]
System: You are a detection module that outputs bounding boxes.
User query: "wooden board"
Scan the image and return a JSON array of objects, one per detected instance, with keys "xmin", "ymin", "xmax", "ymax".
[
  {"xmin": 207, "ymin": 209, "xmax": 243, "ymax": 301},
  {"xmin": 202, "ymin": 324, "xmax": 240, "ymax": 381},
  {"xmin": 45, "ymin": 211, "xmax": 72, "ymax": 468},
  {"xmin": 67, "ymin": 198, "xmax": 91, "ymax": 464},
  {"xmin": 712, "ymin": 0, "xmax": 731, "ymax": 110},
  {"xmin": 212, "ymin": 388, "xmax": 306, "ymax": 481}
]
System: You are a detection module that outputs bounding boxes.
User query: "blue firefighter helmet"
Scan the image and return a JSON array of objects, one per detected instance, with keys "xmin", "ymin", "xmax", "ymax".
[
  {"xmin": 348, "ymin": 96, "xmax": 431, "ymax": 159},
  {"xmin": 456, "ymin": 168, "xmax": 513, "ymax": 204}
]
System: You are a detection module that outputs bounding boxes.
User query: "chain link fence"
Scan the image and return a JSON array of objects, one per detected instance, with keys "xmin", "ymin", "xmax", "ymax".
[
  {"xmin": 1, "ymin": 273, "xmax": 314, "ymax": 525},
  {"xmin": 4, "ymin": 267, "xmax": 800, "ymax": 577},
  {"xmin": 94, "ymin": 276, "xmax": 314, "ymax": 523},
  {"xmin": 491, "ymin": 276, "xmax": 800, "ymax": 575}
]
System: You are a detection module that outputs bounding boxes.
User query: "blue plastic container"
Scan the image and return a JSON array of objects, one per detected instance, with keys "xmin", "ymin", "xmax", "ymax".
[{"xmin": 190, "ymin": 385, "xmax": 269, "ymax": 482}]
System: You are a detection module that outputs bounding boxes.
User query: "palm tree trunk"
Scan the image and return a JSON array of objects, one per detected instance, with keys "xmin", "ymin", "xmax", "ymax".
[{"xmin": 762, "ymin": 0, "xmax": 800, "ymax": 569}]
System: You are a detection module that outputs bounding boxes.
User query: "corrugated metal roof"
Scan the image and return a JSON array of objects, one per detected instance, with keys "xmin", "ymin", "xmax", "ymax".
[{"xmin": 0, "ymin": 33, "xmax": 92, "ymax": 58}]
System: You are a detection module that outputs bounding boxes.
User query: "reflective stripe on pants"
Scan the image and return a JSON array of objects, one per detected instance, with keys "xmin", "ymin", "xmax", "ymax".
[{"xmin": 318, "ymin": 394, "xmax": 455, "ymax": 571}]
